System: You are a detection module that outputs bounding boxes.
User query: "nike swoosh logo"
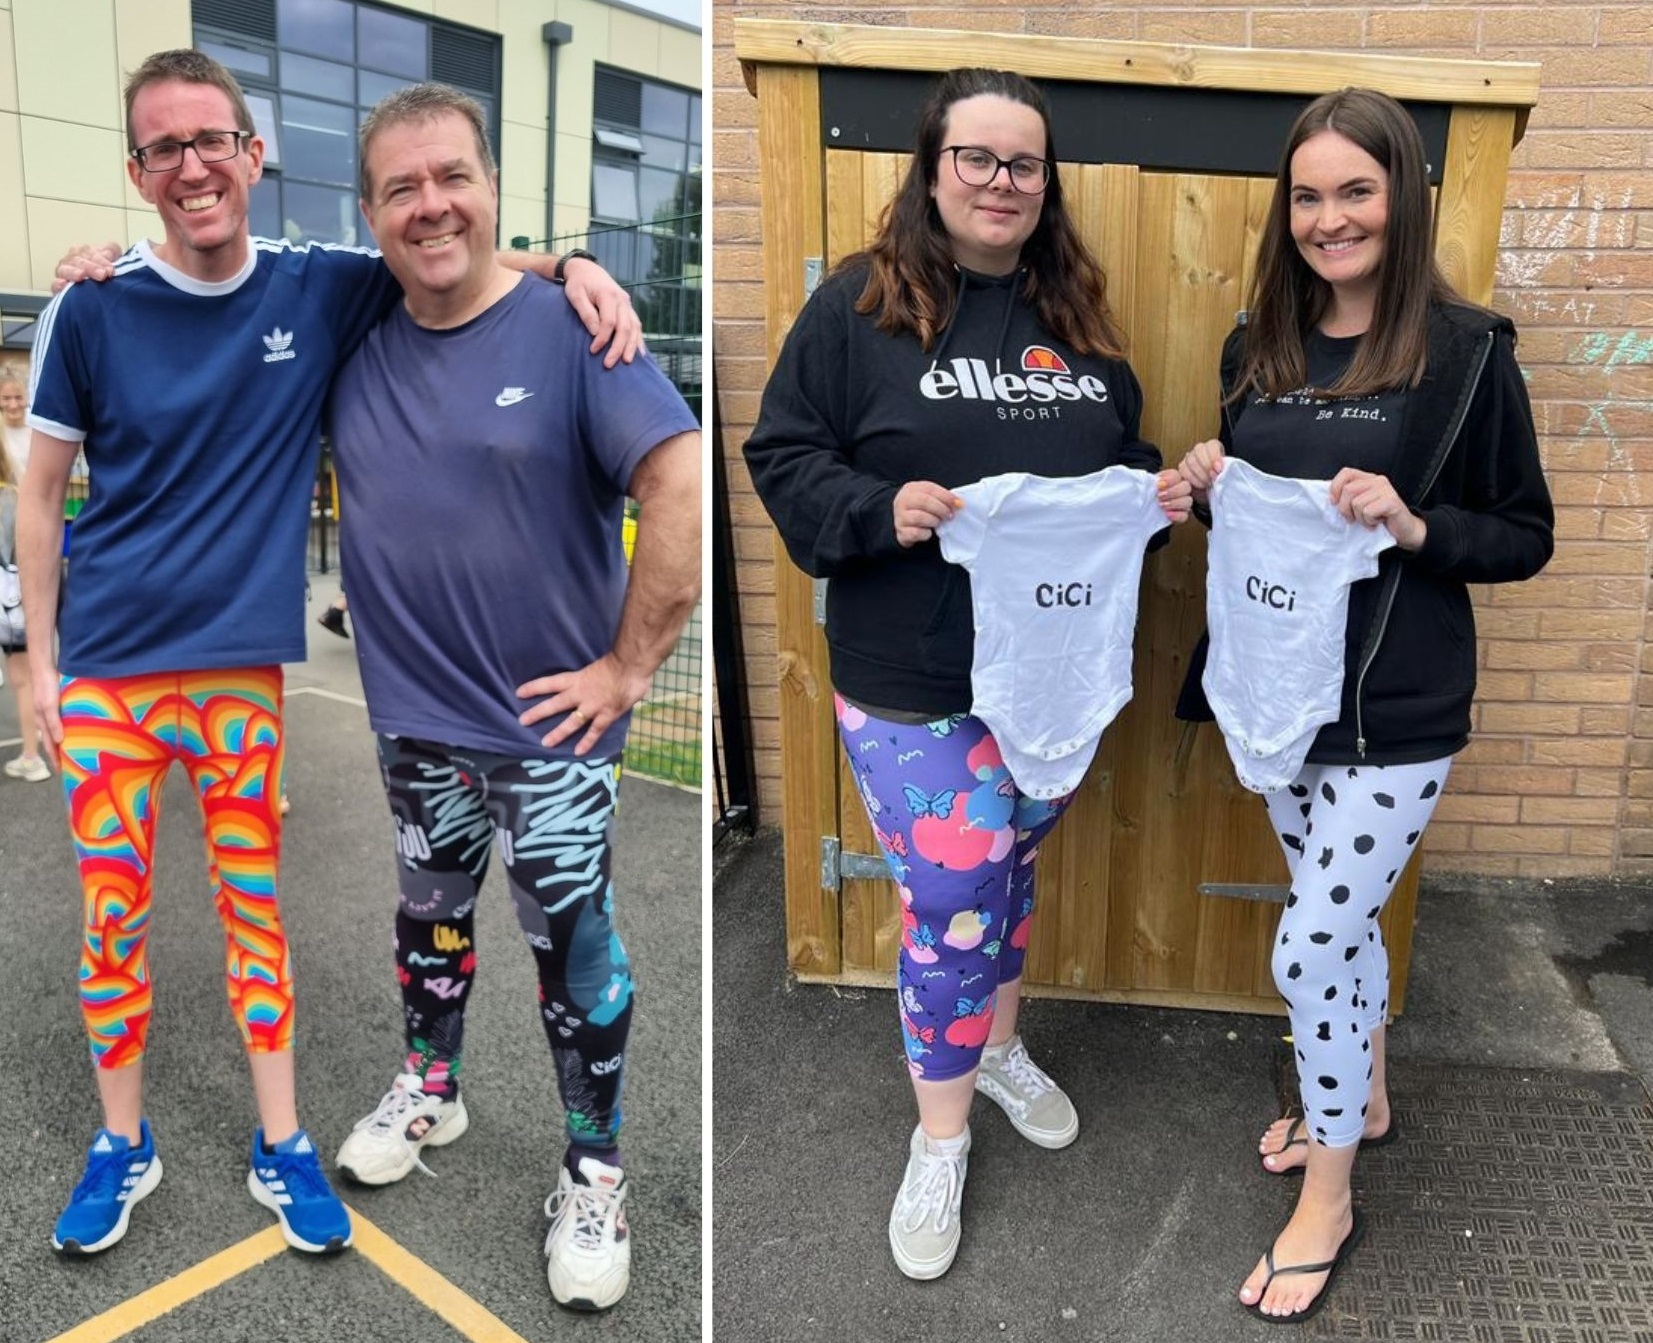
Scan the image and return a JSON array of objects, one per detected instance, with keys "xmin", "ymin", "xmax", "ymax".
[{"xmin": 495, "ymin": 389, "xmax": 534, "ymax": 407}]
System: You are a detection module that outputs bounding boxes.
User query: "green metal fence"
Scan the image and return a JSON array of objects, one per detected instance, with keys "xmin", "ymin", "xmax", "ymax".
[{"xmin": 545, "ymin": 208, "xmax": 703, "ymax": 791}]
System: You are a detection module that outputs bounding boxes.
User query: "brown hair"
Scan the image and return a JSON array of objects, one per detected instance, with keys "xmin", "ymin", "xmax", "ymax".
[
  {"xmin": 358, "ymin": 83, "xmax": 496, "ymax": 199},
  {"xmin": 844, "ymin": 68, "xmax": 1124, "ymax": 358},
  {"xmin": 124, "ymin": 49, "xmax": 255, "ymax": 152},
  {"xmin": 1237, "ymin": 87, "xmax": 1461, "ymax": 401}
]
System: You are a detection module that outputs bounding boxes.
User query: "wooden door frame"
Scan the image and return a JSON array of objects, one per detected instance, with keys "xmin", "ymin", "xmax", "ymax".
[{"xmin": 739, "ymin": 21, "xmax": 1539, "ymax": 1004}]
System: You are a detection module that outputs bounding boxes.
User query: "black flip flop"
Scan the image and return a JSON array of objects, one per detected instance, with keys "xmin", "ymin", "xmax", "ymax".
[
  {"xmin": 1242, "ymin": 1206, "xmax": 1367, "ymax": 1325},
  {"xmin": 1263, "ymin": 1116, "xmax": 1400, "ymax": 1176}
]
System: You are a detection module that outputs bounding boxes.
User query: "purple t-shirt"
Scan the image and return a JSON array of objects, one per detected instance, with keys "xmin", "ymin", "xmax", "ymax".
[{"xmin": 326, "ymin": 272, "xmax": 699, "ymax": 759}]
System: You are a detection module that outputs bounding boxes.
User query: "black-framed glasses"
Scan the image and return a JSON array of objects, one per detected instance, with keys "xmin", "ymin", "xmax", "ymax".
[
  {"xmin": 131, "ymin": 130, "xmax": 250, "ymax": 173},
  {"xmin": 941, "ymin": 145, "xmax": 1050, "ymax": 194}
]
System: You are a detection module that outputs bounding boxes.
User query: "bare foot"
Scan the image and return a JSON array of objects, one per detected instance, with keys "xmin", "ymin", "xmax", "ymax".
[
  {"xmin": 1238, "ymin": 1201, "xmax": 1359, "ymax": 1318},
  {"xmin": 1259, "ymin": 1103, "xmax": 1391, "ymax": 1174}
]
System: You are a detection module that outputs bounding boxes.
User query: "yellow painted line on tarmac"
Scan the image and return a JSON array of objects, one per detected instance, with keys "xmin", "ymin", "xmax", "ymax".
[
  {"xmin": 45, "ymin": 1227, "xmax": 289, "ymax": 1343},
  {"xmin": 46, "ymin": 1209, "xmax": 531, "ymax": 1343},
  {"xmin": 348, "ymin": 1208, "xmax": 534, "ymax": 1343}
]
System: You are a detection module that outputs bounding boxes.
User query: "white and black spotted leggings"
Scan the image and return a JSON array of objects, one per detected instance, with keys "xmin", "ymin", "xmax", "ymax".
[{"xmin": 1263, "ymin": 758, "xmax": 1452, "ymax": 1148}]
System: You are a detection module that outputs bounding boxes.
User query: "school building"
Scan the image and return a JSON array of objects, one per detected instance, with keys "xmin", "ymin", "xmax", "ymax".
[{"xmin": 0, "ymin": 0, "xmax": 702, "ymax": 355}]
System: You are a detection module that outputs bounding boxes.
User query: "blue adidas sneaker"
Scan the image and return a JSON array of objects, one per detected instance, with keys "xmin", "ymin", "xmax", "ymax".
[
  {"xmin": 247, "ymin": 1128, "xmax": 353, "ymax": 1253},
  {"xmin": 53, "ymin": 1121, "xmax": 163, "ymax": 1254}
]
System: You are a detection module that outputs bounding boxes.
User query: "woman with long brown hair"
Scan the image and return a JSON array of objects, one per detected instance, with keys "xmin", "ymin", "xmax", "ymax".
[
  {"xmin": 745, "ymin": 67, "xmax": 1189, "ymax": 1279},
  {"xmin": 1177, "ymin": 87, "xmax": 1553, "ymax": 1322}
]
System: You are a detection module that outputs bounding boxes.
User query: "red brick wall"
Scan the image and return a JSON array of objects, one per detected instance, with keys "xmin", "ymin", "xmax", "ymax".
[{"xmin": 712, "ymin": 2, "xmax": 1653, "ymax": 877}]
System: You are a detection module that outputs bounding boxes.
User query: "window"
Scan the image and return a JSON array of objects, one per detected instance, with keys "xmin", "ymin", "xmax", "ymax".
[
  {"xmin": 193, "ymin": 0, "xmax": 501, "ymax": 247},
  {"xmin": 590, "ymin": 66, "xmax": 699, "ymax": 245}
]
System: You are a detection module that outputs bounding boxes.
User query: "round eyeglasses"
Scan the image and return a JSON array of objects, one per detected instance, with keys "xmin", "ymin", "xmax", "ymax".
[
  {"xmin": 131, "ymin": 130, "xmax": 251, "ymax": 174},
  {"xmin": 941, "ymin": 146, "xmax": 1050, "ymax": 195}
]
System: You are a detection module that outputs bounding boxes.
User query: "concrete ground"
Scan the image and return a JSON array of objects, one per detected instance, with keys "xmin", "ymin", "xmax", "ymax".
[
  {"xmin": 712, "ymin": 826, "xmax": 1653, "ymax": 1342},
  {"xmin": 0, "ymin": 572, "xmax": 703, "ymax": 1343}
]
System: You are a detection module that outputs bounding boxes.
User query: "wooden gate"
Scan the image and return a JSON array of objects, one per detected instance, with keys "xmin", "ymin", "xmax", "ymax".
[{"xmin": 737, "ymin": 21, "xmax": 1539, "ymax": 1013}]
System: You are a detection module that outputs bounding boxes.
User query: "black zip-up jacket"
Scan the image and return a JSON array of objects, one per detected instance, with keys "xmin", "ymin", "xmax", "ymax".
[
  {"xmin": 744, "ymin": 263, "xmax": 1161, "ymax": 716},
  {"xmin": 1177, "ymin": 301, "xmax": 1554, "ymax": 763}
]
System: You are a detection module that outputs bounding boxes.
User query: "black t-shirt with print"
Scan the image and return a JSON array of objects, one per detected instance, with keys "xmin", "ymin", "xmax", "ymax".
[{"xmin": 1230, "ymin": 331, "xmax": 1406, "ymax": 479}]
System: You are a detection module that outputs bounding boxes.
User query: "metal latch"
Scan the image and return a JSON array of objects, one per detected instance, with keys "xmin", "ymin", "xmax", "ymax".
[{"xmin": 820, "ymin": 836, "xmax": 891, "ymax": 890}]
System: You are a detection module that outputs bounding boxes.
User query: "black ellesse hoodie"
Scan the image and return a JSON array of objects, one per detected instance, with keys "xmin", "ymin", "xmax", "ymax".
[{"xmin": 744, "ymin": 262, "xmax": 1161, "ymax": 716}]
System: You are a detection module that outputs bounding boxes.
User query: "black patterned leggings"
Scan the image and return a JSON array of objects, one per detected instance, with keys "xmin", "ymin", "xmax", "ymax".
[
  {"xmin": 1263, "ymin": 758, "xmax": 1451, "ymax": 1148},
  {"xmin": 377, "ymin": 734, "xmax": 632, "ymax": 1151}
]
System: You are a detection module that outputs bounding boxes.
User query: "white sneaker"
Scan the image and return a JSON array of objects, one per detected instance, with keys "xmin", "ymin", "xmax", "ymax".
[
  {"xmin": 5, "ymin": 754, "xmax": 50, "ymax": 782},
  {"xmin": 888, "ymin": 1124, "xmax": 970, "ymax": 1279},
  {"xmin": 545, "ymin": 1156, "xmax": 630, "ymax": 1311},
  {"xmin": 335, "ymin": 1073, "xmax": 469, "ymax": 1184},
  {"xmin": 975, "ymin": 1035, "xmax": 1078, "ymax": 1149}
]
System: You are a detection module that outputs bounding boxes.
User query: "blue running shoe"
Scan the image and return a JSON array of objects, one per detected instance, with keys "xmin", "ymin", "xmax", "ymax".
[
  {"xmin": 53, "ymin": 1122, "xmax": 163, "ymax": 1254},
  {"xmin": 247, "ymin": 1128, "xmax": 352, "ymax": 1253}
]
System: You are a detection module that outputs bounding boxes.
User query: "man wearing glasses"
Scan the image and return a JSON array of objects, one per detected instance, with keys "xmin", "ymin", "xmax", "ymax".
[{"xmin": 17, "ymin": 48, "xmax": 637, "ymax": 1261}]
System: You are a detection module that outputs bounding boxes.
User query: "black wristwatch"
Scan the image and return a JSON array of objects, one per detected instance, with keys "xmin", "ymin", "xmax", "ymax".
[{"xmin": 553, "ymin": 247, "xmax": 597, "ymax": 284}]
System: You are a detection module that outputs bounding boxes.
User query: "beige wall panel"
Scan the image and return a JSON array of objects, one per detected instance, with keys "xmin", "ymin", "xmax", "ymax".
[
  {"xmin": 554, "ymin": 38, "xmax": 597, "ymax": 133},
  {"xmin": 26, "ymin": 197, "xmax": 127, "ymax": 290},
  {"xmin": 499, "ymin": 4, "xmax": 551, "ymax": 134},
  {"xmin": 552, "ymin": 125, "xmax": 590, "ymax": 222},
  {"xmin": 14, "ymin": 2, "xmax": 119, "ymax": 130},
  {"xmin": 433, "ymin": 0, "xmax": 500, "ymax": 29},
  {"xmin": 0, "ymin": 11, "xmax": 17, "ymax": 115},
  {"xmin": 113, "ymin": 0, "xmax": 190, "ymax": 85},
  {"xmin": 123, "ymin": 207, "xmax": 158, "ymax": 249},
  {"xmin": 549, "ymin": 0, "xmax": 606, "ymax": 43},
  {"xmin": 22, "ymin": 118, "xmax": 126, "ymax": 208},
  {"xmin": 433, "ymin": 0, "xmax": 495, "ymax": 23},
  {"xmin": 606, "ymin": 11, "xmax": 661, "ymax": 79},
  {"xmin": 383, "ymin": 0, "xmax": 435, "ymax": 14},
  {"xmin": 657, "ymin": 23, "xmax": 700, "ymax": 85},
  {"xmin": 499, "ymin": 116, "xmax": 547, "ymax": 223},
  {"xmin": 499, "ymin": 192, "xmax": 543, "ymax": 248},
  {"xmin": 549, "ymin": 199, "xmax": 586, "ymax": 240},
  {"xmin": 0, "ymin": 112, "xmax": 28, "ymax": 290}
]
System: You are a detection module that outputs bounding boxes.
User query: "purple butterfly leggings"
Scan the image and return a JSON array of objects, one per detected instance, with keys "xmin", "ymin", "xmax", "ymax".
[{"xmin": 834, "ymin": 695, "xmax": 1077, "ymax": 1082}]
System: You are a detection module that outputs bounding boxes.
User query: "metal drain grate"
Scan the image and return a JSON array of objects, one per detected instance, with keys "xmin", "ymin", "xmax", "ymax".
[{"xmin": 1293, "ymin": 1061, "xmax": 1653, "ymax": 1339}]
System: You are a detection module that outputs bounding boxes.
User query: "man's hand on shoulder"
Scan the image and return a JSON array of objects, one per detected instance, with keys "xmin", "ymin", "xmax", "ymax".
[
  {"xmin": 52, "ymin": 243, "xmax": 124, "ymax": 292},
  {"xmin": 561, "ymin": 257, "xmax": 643, "ymax": 369}
]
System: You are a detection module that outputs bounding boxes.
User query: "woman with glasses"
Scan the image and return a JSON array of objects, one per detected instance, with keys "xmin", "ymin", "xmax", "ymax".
[{"xmin": 745, "ymin": 67, "xmax": 1188, "ymax": 1280}]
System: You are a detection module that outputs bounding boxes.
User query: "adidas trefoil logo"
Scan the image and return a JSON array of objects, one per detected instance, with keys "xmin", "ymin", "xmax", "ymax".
[{"xmin": 262, "ymin": 327, "xmax": 297, "ymax": 363}]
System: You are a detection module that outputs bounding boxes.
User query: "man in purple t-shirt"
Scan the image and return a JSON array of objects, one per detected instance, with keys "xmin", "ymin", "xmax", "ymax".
[{"xmin": 325, "ymin": 84, "xmax": 700, "ymax": 1314}]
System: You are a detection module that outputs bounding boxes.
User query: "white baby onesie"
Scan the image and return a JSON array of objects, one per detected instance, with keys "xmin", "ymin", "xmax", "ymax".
[
  {"xmin": 1202, "ymin": 457, "xmax": 1396, "ymax": 793},
  {"xmin": 938, "ymin": 466, "xmax": 1167, "ymax": 799}
]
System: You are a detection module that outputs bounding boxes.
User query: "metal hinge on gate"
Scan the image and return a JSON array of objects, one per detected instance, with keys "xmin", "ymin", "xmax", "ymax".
[
  {"xmin": 813, "ymin": 578, "xmax": 827, "ymax": 625},
  {"xmin": 1199, "ymin": 883, "xmax": 1289, "ymax": 904},
  {"xmin": 820, "ymin": 835, "xmax": 890, "ymax": 891}
]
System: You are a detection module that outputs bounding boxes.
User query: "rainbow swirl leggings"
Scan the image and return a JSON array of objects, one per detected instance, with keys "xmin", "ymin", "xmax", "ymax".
[{"xmin": 58, "ymin": 668, "xmax": 291, "ymax": 1069}]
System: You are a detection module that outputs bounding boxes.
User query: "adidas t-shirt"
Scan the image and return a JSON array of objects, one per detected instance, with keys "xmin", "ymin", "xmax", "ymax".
[{"xmin": 29, "ymin": 238, "xmax": 397, "ymax": 676}]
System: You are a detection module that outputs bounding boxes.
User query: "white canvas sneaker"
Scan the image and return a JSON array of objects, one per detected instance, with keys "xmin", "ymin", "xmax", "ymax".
[
  {"xmin": 974, "ymin": 1035, "xmax": 1078, "ymax": 1148},
  {"xmin": 888, "ymin": 1124, "xmax": 970, "ymax": 1279}
]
